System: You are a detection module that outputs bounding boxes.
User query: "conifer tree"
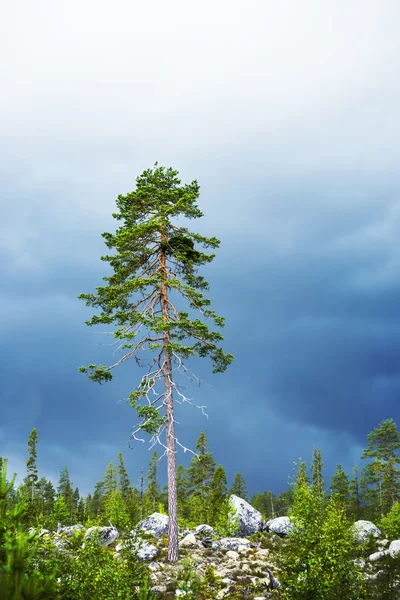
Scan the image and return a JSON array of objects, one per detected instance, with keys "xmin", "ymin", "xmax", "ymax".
[
  {"xmin": 188, "ymin": 431, "xmax": 216, "ymax": 522},
  {"xmin": 229, "ymin": 472, "xmax": 248, "ymax": 500},
  {"xmin": 51, "ymin": 494, "xmax": 70, "ymax": 529},
  {"xmin": 77, "ymin": 496, "xmax": 85, "ymax": 523},
  {"xmin": 143, "ymin": 451, "xmax": 160, "ymax": 515},
  {"xmin": 78, "ymin": 163, "xmax": 233, "ymax": 561},
  {"xmin": 25, "ymin": 429, "xmax": 39, "ymax": 503},
  {"xmin": 362, "ymin": 418, "xmax": 400, "ymax": 462},
  {"xmin": 103, "ymin": 461, "xmax": 118, "ymax": 496},
  {"xmin": 117, "ymin": 452, "xmax": 131, "ymax": 501},
  {"xmin": 349, "ymin": 465, "xmax": 361, "ymax": 520},
  {"xmin": 330, "ymin": 464, "xmax": 351, "ymax": 511},
  {"xmin": 57, "ymin": 467, "xmax": 75, "ymax": 525},
  {"xmin": 209, "ymin": 465, "xmax": 228, "ymax": 525},
  {"xmin": 176, "ymin": 464, "xmax": 190, "ymax": 523},
  {"xmin": 91, "ymin": 480, "xmax": 106, "ymax": 520},
  {"xmin": 311, "ymin": 446, "xmax": 324, "ymax": 498},
  {"xmin": 250, "ymin": 491, "xmax": 276, "ymax": 519},
  {"xmin": 188, "ymin": 431, "xmax": 216, "ymax": 494}
]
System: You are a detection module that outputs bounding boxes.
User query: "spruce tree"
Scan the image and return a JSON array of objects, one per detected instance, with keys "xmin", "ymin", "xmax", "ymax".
[
  {"xmin": 209, "ymin": 465, "xmax": 228, "ymax": 525},
  {"xmin": 102, "ymin": 461, "xmax": 118, "ymax": 496},
  {"xmin": 25, "ymin": 429, "xmax": 39, "ymax": 503},
  {"xmin": 143, "ymin": 451, "xmax": 160, "ymax": 515},
  {"xmin": 250, "ymin": 491, "xmax": 276, "ymax": 519},
  {"xmin": 188, "ymin": 431, "xmax": 216, "ymax": 522},
  {"xmin": 311, "ymin": 446, "xmax": 324, "ymax": 498},
  {"xmin": 176, "ymin": 464, "xmax": 190, "ymax": 523},
  {"xmin": 57, "ymin": 467, "xmax": 75, "ymax": 525},
  {"xmin": 349, "ymin": 465, "xmax": 361, "ymax": 520},
  {"xmin": 229, "ymin": 472, "xmax": 248, "ymax": 500},
  {"xmin": 117, "ymin": 452, "xmax": 131, "ymax": 501},
  {"xmin": 78, "ymin": 163, "xmax": 233, "ymax": 561},
  {"xmin": 330, "ymin": 464, "xmax": 351, "ymax": 511},
  {"xmin": 51, "ymin": 494, "xmax": 70, "ymax": 529}
]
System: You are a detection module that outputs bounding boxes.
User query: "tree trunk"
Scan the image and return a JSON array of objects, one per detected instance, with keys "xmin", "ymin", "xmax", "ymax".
[
  {"xmin": 160, "ymin": 228, "xmax": 179, "ymax": 562},
  {"xmin": 164, "ymin": 348, "xmax": 179, "ymax": 562}
]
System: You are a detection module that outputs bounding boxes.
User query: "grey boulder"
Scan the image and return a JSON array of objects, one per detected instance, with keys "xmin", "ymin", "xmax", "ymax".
[
  {"xmin": 136, "ymin": 513, "xmax": 169, "ymax": 538},
  {"xmin": 265, "ymin": 516, "xmax": 293, "ymax": 536},
  {"xmin": 352, "ymin": 520, "xmax": 381, "ymax": 542},
  {"xmin": 229, "ymin": 494, "xmax": 263, "ymax": 536},
  {"xmin": 84, "ymin": 526, "xmax": 119, "ymax": 546}
]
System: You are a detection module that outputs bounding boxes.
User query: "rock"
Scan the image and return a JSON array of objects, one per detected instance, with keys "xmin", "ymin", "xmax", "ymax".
[
  {"xmin": 218, "ymin": 537, "xmax": 253, "ymax": 550},
  {"xmin": 226, "ymin": 550, "xmax": 239, "ymax": 560},
  {"xmin": 265, "ymin": 516, "xmax": 293, "ymax": 536},
  {"xmin": 195, "ymin": 524, "xmax": 214, "ymax": 537},
  {"xmin": 28, "ymin": 527, "xmax": 50, "ymax": 538},
  {"xmin": 179, "ymin": 533, "xmax": 199, "ymax": 547},
  {"xmin": 136, "ymin": 513, "xmax": 169, "ymax": 538},
  {"xmin": 116, "ymin": 538, "xmax": 158, "ymax": 561},
  {"xmin": 229, "ymin": 494, "xmax": 263, "ymax": 536},
  {"xmin": 389, "ymin": 540, "xmax": 400, "ymax": 558},
  {"xmin": 58, "ymin": 524, "xmax": 85, "ymax": 537},
  {"xmin": 369, "ymin": 550, "xmax": 390, "ymax": 562},
  {"xmin": 84, "ymin": 526, "xmax": 118, "ymax": 546},
  {"xmin": 352, "ymin": 520, "xmax": 381, "ymax": 542},
  {"xmin": 266, "ymin": 567, "xmax": 281, "ymax": 589}
]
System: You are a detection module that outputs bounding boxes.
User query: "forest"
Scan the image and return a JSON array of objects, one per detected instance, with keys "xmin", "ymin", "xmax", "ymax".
[{"xmin": 2, "ymin": 418, "xmax": 400, "ymax": 599}]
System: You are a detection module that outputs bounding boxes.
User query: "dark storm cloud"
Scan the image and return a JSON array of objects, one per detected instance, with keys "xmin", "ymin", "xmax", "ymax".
[{"xmin": 2, "ymin": 0, "xmax": 400, "ymax": 498}]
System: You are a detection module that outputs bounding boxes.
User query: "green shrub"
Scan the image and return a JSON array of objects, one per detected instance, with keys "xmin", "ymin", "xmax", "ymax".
[
  {"xmin": 0, "ymin": 458, "xmax": 59, "ymax": 599},
  {"xmin": 380, "ymin": 502, "xmax": 400, "ymax": 541}
]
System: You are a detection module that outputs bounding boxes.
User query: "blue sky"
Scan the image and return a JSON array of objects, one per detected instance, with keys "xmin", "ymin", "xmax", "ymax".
[{"xmin": 2, "ymin": 0, "xmax": 400, "ymax": 500}]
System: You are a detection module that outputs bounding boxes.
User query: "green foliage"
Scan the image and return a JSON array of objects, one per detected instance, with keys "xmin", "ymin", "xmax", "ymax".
[
  {"xmin": 78, "ymin": 162, "xmax": 233, "ymax": 439},
  {"xmin": 50, "ymin": 494, "xmax": 70, "ymax": 530},
  {"xmin": 229, "ymin": 472, "xmax": 248, "ymax": 501},
  {"xmin": 174, "ymin": 556, "xmax": 204, "ymax": 599},
  {"xmin": 360, "ymin": 419, "xmax": 400, "ymax": 520},
  {"xmin": 380, "ymin": 500, "xmax": 400, "ymax": 540},
  {"xmin": 187, "ymin": 431, "xmax": 216, "ymax": 523},
  {"xmin": 0, "ymin": 458, "xmax": 59, "ymax": 599},
  {"xmin": 214, "ymin": 498, "xmax": 240, "ymax": 538},
  {"xmin": 276, "ymin": 457, "xmax": 363, "ymax": 600}
]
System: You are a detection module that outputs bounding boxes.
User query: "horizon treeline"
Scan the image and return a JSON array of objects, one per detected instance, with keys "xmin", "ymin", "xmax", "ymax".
[{"xmin": 1, "ymin": 417, "xmax": 400, "ymax": 532}]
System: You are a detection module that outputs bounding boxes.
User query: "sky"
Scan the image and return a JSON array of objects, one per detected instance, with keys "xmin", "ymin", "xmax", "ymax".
[{"xmin": 1, "ymin": 0, "xmax": 400, "ymax": 502}]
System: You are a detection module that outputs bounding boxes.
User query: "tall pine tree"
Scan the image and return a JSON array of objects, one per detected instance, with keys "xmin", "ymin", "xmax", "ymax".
[{"xmin": 78, "ymin": 163, "xmax": 233, "ymax": 561}]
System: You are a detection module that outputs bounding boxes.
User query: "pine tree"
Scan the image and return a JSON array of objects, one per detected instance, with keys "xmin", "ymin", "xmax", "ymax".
[
  {"xmin": 103, "ymin": 461, "xmax": 118, "ymax": 497},
  {"xmin": 311, "ymin": 446, "xmax": 324, "ymax": 499},
  {"xmin": 330, "ymin": 464, "xmax": 351, "ymax": 512},
  {"xmin": 209, "ymin": 465, "xmax": 228, "ymax": 526},
  {"xmin": 143, "ymin": 451, "xmax": 160, "ymax": 516},
  {"xmin": 229, "ymin": 472, "xmax": 248, "ymax": 501},
  {"xmin": 25, "ymin": 429, "xmax": 39, "ymax": 504},
  {"xmin": 51, "ymin": 494, "xmax": 70, "ymax": 529},
  {"xmin": 78, "ymin": 163, "xmax": 233, "ymax": 561},
  {"xmin": 250, "ymin": 491, "xmax": 276, "ymax": 519},
  {"xmin": 176, "ymin": 464, "xmax": 190, "ymax": 523},
  {"xmin": 188, "ymin": 431, "xmax": 216, "ymax": 522},
  {"xmin": 77, "ymin": 496, "xmax": 85, "ymax": 523},
  {"xmin": 349, "ymin": 465, "xmax": 361, "ymax": 521},
  {"xmin": 91, "ymin": 481, "xmax": 106, "ymax": 520},
  {"xmin": 361, "ymin": 419, "xmax": 400, "ymax": 517},
  {"xmin": 57, "ymin": 467, "xmax": 75, "ymax": 525},
  {"xmin": 362, "ymin": 418, "xmax": 400, "ymax": 462},
  {"xmin": 117, "ymin": 452, "xmax": 131, "ymax": 501}
]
